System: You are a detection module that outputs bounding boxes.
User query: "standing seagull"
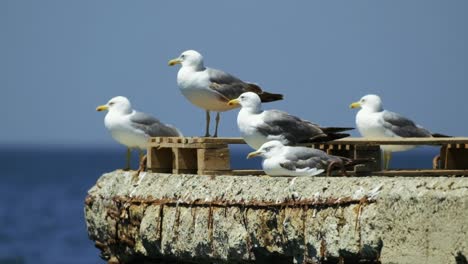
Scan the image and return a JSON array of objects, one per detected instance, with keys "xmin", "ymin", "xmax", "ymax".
[
  {"xmin": 97, "ymin": 96, "xmax": 182, "ymax": 170},
  {"xmin": 168, "ymin": 50, "xmax": 283, "ymax": 137},
  {"xmin": 247, "ymin": 141, "xmax": 372, "ymax": 176},
  {"xmin": 228, "ymin": 92, "xmax": 353, "ymax": 150},
  {"xmin": 350, "ymin": 94, "xmax": 446, "ymax": 169}
]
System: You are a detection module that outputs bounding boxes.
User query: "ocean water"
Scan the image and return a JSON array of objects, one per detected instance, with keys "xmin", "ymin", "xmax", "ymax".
[{"xmin": 0, "ymin": 144, "xmax": 439, "ymax": 264}]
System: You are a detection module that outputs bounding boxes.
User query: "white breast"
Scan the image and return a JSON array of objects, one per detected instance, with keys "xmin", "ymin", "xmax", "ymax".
[
  {"xmin": 237, "ymin": 110, "xmax": 269, "ymax": 149},
  {"xmin": 104, "ymin": 113, "xmax": 149, "ymax": 150},
  {"xmin": 356, "ymin": 111, "xmax": 386, "ymax": 138},
  {"xmin": 356, "ymin": 110, "xmax": 415, "ymax": 152},
  {"xmin": 262, "ymin": 156, "xmax": 290, "ymax": 176},
  {"xmin": 177, "ymin": 68, "xmax": 237, "ymax": 112}
]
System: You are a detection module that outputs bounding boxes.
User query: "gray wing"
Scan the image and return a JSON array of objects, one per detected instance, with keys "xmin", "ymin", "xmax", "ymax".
[
  {"xmin": 206, "ymin": 67, "xmax": 243, "ymax": 84},
  {"xmin": 280, "ymin": 147, "xmax": 333, "ymax": 171},
  {"xmin": 381, "ymin": 111, "xmax": 431, "ymax": 137},
  {"xmin": 206, "ymin": 67, "xmax": 263, "ymax": 100},
  {"xmin": 256, "ymin": 110, "xmax": 326, "ymax": 145},
  {"xmin": 130, "ymin": 112, "xmax": 182, "ymax": 137}
]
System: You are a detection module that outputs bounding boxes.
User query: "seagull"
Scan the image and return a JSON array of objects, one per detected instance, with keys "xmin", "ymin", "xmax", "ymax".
[
  {"xmin": 247, "ymin": 141, "xmax": 373, "ymax": 176},
  {"xmin": 228, "ymin": 92, "xmax": 353, "ymax": 150},
  {"xmin": 350, "ymin": 94, "xmax": 447, "ymax": 169},
  {"xmin": 96, "ymin": 96, "xmax": 182, "ymax": 170},
  {"xmin": 168, "ymin": 50, "xmax": 283, "ymax": 137}
]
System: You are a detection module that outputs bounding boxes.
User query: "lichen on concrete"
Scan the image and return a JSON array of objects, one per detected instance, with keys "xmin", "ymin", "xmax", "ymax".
[{"xmin": 85, "ymin": 171, "xmax": 468, "ymax": 264}]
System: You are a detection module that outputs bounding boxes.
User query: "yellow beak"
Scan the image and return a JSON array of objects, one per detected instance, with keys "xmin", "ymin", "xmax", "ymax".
[
  {"xmin": 227, "ymin": 99, "xmax": 240, "ymax": 106},
  {"xmin": 246, "ymin": 151, "xmax": 261, "ymax": 159},
  {"xmin": 96, "ymin": 105, "xmax": 109, "ymax": 111},
  {"xmin": 349, "ymin": 102, "xmax": 361, "ymax": 109},
  {"xmin": 168, "ymin": 58, "xmax": 182, "ymax": 66}
]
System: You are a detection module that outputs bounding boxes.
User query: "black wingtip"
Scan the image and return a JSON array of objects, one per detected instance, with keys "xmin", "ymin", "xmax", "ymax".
[
  {"xmin": 432, "ymin": 133, "xmax": 451, "ymax": 138},
  {"xmin": 259, "ymin": 92, "xmax": 284, "ymax": 103},
  {"xmin": 326, "ymin": 133, "xmax": 351, "ymax": 141},
  {"xmin": 305, "ymin": 133, "xmax": 350, "ymax": 143},
  {"xmin": 321, "ymin": 127, "xmax": 355, "ymax": 133}
]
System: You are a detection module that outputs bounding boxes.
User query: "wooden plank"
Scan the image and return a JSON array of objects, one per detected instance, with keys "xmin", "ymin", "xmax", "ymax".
[
  {"xmin": 197, "ymin": 170, "xmax": 231, "ymax": 176},
  {"xmin": 329, "ymin": 137, "xmax": 468, "ymax": 145},
  {"xmin": 149, "ymin": 137, "xmax": 244, "ymax": 144},
  {"xmin": 173, "ymin": 169, "xmax": 198, "ymax": 174},
  {"xmin": 197, "ymin": 148, "xmax": 230, "ymax": 172},
  {"xmin": 368, "ymin": 169, "xmax": 468, "ymax": 176},
  {"xmin": 192, "ymin": 137, "xmax": 245, "ymax": 144},
  {"xmin": 148, "ymin": 142, "xmax": 228, "ymax": 149},
  {"xmin": 150, "ymin": 137, "xmax": 468, "ymax": 146},
  {"xmin": 197, "ymin": 170, "xmax": 265, "ymax": 176},
  {"xmin": 230, "ymin": 170, "xmax": 266, "ymax": 176},
  {"xmin": 195, "ymin": 169, "xmax": 468, "ymax": 177}
]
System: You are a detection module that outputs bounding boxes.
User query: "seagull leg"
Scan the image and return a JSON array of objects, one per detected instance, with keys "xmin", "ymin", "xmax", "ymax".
[
  {"xmin": 124, "ymin": 148, "xmax": 131, "ymax": 171},
  {"xmin": 383, "ymin": 151, "xmax": 392, "ymax": 170},
  {"xmin": 327, "ymin": 161, "xmax": 337, "ymax": 176},
  {"xmin": 204, "ymin": 110, "xmax": 211, "ymax": 137},
  {"xmin": 213, "ymin": 112, "xmax": 221, "ymax": 138}
]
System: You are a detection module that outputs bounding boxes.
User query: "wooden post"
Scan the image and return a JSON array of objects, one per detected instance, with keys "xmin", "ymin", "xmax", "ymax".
[
  {"xmin": 197, "ymin": 146, "xmax": 230, "ymax": 175},
  {"xmin": 172, "ymin": 148, "xmax": 198, "ymax": 174},
  {"xmin": 147, "ymin": 147, "xmax": 173, "ymax": 173},
  {"xmin": 353, "ymin": 145, "xmax": 382, "ymax": 175}
]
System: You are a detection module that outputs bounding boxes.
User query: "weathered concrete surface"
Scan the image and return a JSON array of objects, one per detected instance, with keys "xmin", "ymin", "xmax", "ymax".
[{"xmin": 84, "ymin": 171, "xmax": 468, "ymax": 264}]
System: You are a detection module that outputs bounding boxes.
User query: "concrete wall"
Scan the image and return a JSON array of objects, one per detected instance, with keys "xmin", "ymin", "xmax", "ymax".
[{"xmin": 84, "ymin": 171, "xmax": 468, "ymax": 264}]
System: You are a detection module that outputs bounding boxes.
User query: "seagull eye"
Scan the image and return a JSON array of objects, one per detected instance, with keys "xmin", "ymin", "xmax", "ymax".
[
  {"xmin": 181, "ymin": 54, "xmax": 185, "ymax": 59},
  {"xmin": 109, "ymin": 102, "xmax": 115, "ymax": 106},
  {"xmin": 240, "ymin": 96, "xmax": 245, "ymax": 99}
]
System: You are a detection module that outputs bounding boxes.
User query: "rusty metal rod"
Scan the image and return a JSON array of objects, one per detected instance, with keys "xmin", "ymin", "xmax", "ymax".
[{"xmin": 105, "ymin": 196, "xmax": 375, "ymax": 209}]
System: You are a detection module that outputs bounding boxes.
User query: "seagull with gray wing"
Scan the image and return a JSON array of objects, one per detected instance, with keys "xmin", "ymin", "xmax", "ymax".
[
  {"xmin": 247, "ymin": 141, "xmax": 372, "ymax": 176},
  {"xmin": 168, "ymin": 50, "xmax": 283, "ymax": 137},
  {"xmin": 97, "ymin": 96, "xmax": 182, "ymax": 170},
  {"xmin": 350, "ymin": 94, "xmax": 447, "ymax": 169},
  {"xmin": 228, "ymin": 92, "xmax": 353, "ymax": 150}
]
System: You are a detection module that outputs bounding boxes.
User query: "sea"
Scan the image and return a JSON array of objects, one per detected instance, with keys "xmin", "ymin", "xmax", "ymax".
[{"xmin": 0, "ymin": 144, "xmax": 439, "ymax": 264}]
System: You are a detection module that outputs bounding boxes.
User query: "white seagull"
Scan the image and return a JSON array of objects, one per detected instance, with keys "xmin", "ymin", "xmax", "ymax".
[
  {"xmin": 168, "ymin": 50, "xmax": 283, "ymax": 137},
  {"xmin": 228, "ymin": 92, "xmax": 353, "ymax": 150},
  {"xmin": 97, "ymin": 96, "xmax": 182, "ymax": 170},
  {"xmin": 350, "ymin": 94, "xmax": 447, "ymax": 169},
  {"xmin": 247, "ymin": 141, "xmax": 372, "ymax": 176}
]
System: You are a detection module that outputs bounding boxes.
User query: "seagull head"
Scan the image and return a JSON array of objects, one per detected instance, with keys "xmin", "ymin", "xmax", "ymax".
[
  {"xmin": 227, "ymin": 92, "xmax": 262, "ymax": 112},
  {"xmin": 247, "ymin": 140, "xmax": 285, "ymax": 159},
  {"xmin": 96, "ymin": 96, "xmax": 132, "ymax": 115},
  {"xmin": 168, "ymin": 50, "xmax": 204, "ymax": 69},
  {"xmin": 349, "ymin": 94, "xmax": 383, "ymax": 112}
]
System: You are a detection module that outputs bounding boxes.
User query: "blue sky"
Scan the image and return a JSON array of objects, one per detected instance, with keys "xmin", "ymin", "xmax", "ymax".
[{"xmin": 2, "ymin": 0, "xmax": 468, "ymax": 146}]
